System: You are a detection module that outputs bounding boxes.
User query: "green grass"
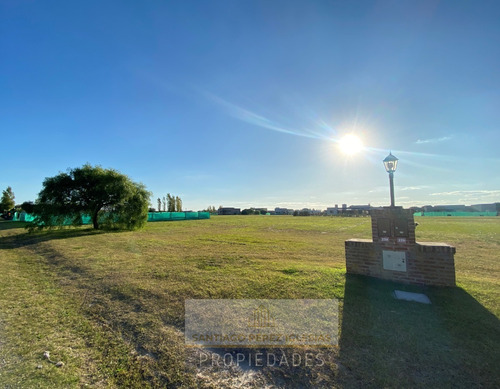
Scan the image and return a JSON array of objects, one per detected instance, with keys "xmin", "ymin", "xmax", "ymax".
[{"xmin": 0, "ymin": 216, "xmax": 498, "ymax": 388}]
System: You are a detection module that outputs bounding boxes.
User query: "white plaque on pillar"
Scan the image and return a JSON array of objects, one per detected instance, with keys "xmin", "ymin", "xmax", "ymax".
[{"xmin": 383, "ymin": 250, "xmax": 407, "ymax": 272}]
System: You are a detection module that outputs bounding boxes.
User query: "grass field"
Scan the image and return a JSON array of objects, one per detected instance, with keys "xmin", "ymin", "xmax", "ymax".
[{"xmin": 0, "ymin": 216, "xmax": 499, "ymax": 388}]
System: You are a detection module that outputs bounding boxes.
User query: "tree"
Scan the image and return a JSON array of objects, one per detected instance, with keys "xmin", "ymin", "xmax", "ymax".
[
  {"xmin": 162, "ymin": 196, "xmax": 166, "ymax": 211},
  {"xmin": 1, "ymin": 186, "xmax": 15, "ymax": 213},
  {"xmin": 175, "ymin": 196, "xmax": 182, "ymax": 212},
  {"xmin": 203, "ymin": 205, "xmax": 217, "ymax": 214},
  {"xmin": 157, "ymin": 198, "xmax": 161, "ymax": 212},
  {"xmin": 21, "ymin": 201, "xmax": 35, "ymax": 214},
  {"xmin": 165, "ymin": 193, "xmax": 173, "ymax": 212},
  {"xmin": 30, "ymin": 164, "xmax": 150, "ymax": 230}
]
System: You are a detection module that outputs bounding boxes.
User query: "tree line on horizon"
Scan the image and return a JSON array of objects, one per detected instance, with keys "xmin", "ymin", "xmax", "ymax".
[
  {"xmin": 156, "ymin": 194, "xmax": 182, "ymax": 213},
  {"xmin": 3, "ymin": 164, "xmax": 159, "ymax": 230},
  {"xmin": 201, "ymin": 205, "xmax": 218, "ymax": 214},
  {"xmin": 2, "ymin": 164, "xmax": 219, "ymax": 230}
]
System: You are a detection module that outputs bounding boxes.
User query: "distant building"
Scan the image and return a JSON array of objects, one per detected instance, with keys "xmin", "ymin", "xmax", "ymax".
[
  {"xmin": 349, "ymin": 204, "xmax": 371, "ymax": 212},
  {"xmin": 471, "ymin": 203, "xmax": 497, "ymax": 212},
  {"xmin": 422, "ymin": 204, "xmax": 466, "ymax": 212},
  {"xmin": 420, "ymin": 203, "xmax": 498, "ymax": 214},
  {"xmin": 218, "ymin": 207, "xmax": 241, "ymax": 215},
  {"xmin": 326, "ymin": 204, "xmax": 371, "ymax": 216},
  {"xmin": 340, "ymin": 204, "xmax": 370, "ymax": 216},
  {"xmin": 275, "ymin": 207, "xmax": 294, "ymax": 215},
  {"xmin": 326, "ymin": 206, "xmax": 339, "ymax": 216},
  {"xmin": 435, "ymin": 204, "xmax": 467, "ymax": 212}
]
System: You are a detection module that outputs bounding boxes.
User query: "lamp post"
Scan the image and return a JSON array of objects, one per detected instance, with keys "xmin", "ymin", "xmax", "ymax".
[{"xmin": 383, "ymin": 152, "xmax": 399, "ymax": 207}]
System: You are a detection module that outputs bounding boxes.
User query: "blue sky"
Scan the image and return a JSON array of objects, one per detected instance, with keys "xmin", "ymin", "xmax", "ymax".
[{"xmin": 1, "ymin": 0, "xmax": 499, "ymax": 210}]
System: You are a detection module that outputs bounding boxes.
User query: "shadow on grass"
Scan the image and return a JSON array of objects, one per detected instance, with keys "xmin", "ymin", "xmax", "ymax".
[
  {"xmin": 0, "ymin": 226, "xmax": 104, "ymax": 249},
  {"xmin": 0, "ymin": 220, "xmax": 28, "ymax": 231},
  {"xmin": 338, "ymin": 274, "xmax": 500, "ymax": 388}
]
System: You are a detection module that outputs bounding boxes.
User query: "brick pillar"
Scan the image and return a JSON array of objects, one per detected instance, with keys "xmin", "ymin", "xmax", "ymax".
[{"xmin": 345, "ymin": 206, "xmax": 456, "ymax": 287}]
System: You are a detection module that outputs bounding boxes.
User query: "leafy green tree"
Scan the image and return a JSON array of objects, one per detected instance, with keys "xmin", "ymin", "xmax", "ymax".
[
  {"xmin": 175, "ymin": 196, "xmax": 182, "ymax": 212},
  {"xmin": 30, "ymin": 164, "xmax": 150, "ymax": 230},
  {"xmin": 204, "ymin": 205, "xmax": 217, "ymax": 214},
  {"xmin": 167, "ymin": 193, "xmax": 175, "ymax": 212},
  {"xmin": 166, "ymin": 193, "xmax": 171, "ymax": 212},
  {"xmin": 1, "ymin": 186, "xmax": 15, "ymax": 213},
  {"xmin": 157, "ymin": 198, "xmax": 161, "ymax": 212},
  {"xmin": 21, "ymin": 201, "xmax": 35, "ymax": 214},
  {"xmin": 201, "ymin": 206, "xmax": 216, "ymax": 214}
]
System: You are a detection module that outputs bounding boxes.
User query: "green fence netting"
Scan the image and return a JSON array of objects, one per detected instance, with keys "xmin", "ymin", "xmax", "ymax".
[
  {"xmin": 13, "ymin": 211, "xmax": 210, "ymax": 223},
  {"xmin": 414, "ymin": 211, "xmax": 497, "ymax": 217},
  {"xmin": 14, "ymin": 213, "xmax": 36, "ymax": 222},
  {"xmin": 147, "ymin": 212, "xmax": 210, "ymax": 221},
  {"xmin": 12, "ymin": 213, "xmax": 93, "ymax": 225}
]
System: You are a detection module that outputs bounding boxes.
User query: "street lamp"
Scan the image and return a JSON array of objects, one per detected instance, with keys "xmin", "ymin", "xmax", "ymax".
[{"xmin": 383, "ymin": 152, "xmax": 399, "ymax": 207}]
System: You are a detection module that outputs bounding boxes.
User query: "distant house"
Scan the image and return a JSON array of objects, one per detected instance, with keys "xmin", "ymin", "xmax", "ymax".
[
  {"xmin": 326, "ymin": 206, "xmax": 339, "ymax": 216},
  {"xmin": 275, "ymin": 207, "xmax": 294, "ymax": 215},
  {"xmin": 218, "ymin": 207, "xmax": 241, "ymax": 215},
  {"xmin": 349, "ymin": 204, "xmax": 371, "ymax": 212}
]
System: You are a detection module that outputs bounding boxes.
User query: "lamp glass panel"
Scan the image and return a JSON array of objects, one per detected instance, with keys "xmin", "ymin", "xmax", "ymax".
[{"xmin": 384, "ymin": 158, "xmax": 398, "ymax": 172}]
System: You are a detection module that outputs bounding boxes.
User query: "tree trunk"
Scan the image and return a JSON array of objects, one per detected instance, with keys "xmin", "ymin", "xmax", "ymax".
[{"xmin": 92, "ymin": 209, "xmax": 100, "ymax": 229}]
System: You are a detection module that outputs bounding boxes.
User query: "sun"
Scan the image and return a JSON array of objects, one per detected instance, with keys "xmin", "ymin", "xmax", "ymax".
[{"xmin": 338, "ymin": 134, "xmax": 364, "ymax": 155}]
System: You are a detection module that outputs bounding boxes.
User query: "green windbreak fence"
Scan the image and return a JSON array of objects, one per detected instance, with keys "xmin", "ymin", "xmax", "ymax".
[
  {"xmin": 147, "ymin": 212, "xmax": 210, "ymax": 221},
  {"xmin": 13, "ymin": 211, "xmax": 210, "ymax": 223},
  {"xmin": 414, "ymin": 211, "xmax": 497, "ymax": 217},
  {"xmin": 13, "ymin": 213, "xmax": 93, "ymax": 225},
  {"xmin": 13, "ymin": 213, "xmax": 37, "ymax": 222}
]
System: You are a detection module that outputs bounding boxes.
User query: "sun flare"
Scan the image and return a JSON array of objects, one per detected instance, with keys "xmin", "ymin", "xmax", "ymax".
[{"xmin": 338, "ymin": 134, "xmax": 364, "ymax": 155}]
